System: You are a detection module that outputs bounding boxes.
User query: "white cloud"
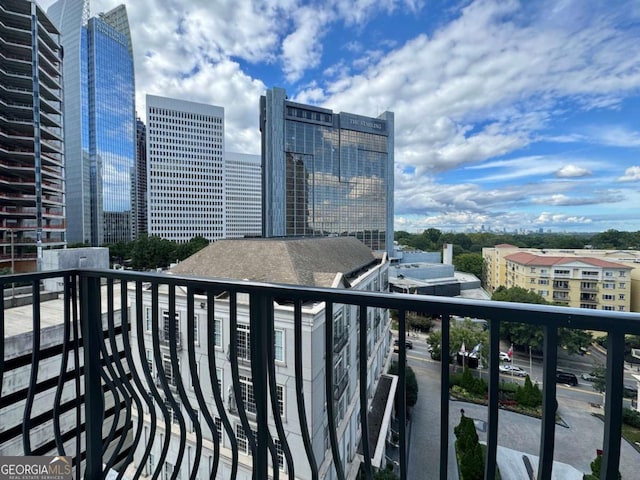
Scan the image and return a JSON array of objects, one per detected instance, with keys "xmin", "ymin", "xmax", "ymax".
[
  {"xmin": 555, "ymin": 165, "xmax": 592, "ymax": 178},
  {"xmin": 617, "ymin": 166, "xmax": 640, "ymax": 182},
  {"xmin": 534, "ymin": 213, "xmax": 593, "ymax": 225},
  {"xmin": 281, "ymin": 6, "xmax": 333, "ymax": 82}
]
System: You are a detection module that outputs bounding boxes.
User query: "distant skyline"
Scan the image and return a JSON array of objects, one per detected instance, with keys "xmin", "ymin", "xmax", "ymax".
[{"xmin": 37, "ymin": 0, "xmax": 640, "ymax": 233}]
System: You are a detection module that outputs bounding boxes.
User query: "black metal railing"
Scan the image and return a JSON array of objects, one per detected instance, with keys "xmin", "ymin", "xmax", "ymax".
[{"xmin": 1, "ymin": 268, "xmax": 640, "ymax": 480}]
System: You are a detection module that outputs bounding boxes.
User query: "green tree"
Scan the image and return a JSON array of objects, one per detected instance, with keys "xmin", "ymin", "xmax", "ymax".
[
  {"xmin": 491, "ymin": 287, "xmax": 592, "ymax": 353},
  {"xmin": 131, "ymin": 235, "xmax": 177, "ymax": 270},
  {"xmin": 176, "ymin": 235, "xmax": 210, "ymax": 260},
  {"xmin": 388, "ymin": 362, "xmax": 419, "ymax": 407},
  {"xmin": 516, "ymin": 375, "xmax": 542, "ymax": 408},
  {"xmin": 454, "ymin": 414, "xmax": 484, "ymax": 480},
  {"xmin": 427, "ymin": 318, "xmax": 488, "ymax": 365},
  {"xmin": 373, "ymin": 465, "xmax": 398, "ymax": 480},
  {"xmin": 453, "ymin": 253, "xmax": 483, "ymax": 277}
]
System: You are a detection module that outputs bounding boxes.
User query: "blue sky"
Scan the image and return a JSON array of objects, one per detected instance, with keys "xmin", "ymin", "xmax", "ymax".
[{"xmin": 39, "ymin": 0, "xmax": 640, "ymax": 233}]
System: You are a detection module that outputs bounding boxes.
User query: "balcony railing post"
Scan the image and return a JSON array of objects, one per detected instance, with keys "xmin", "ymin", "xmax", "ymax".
[
  {"xmin": 602, "ymin": 329, "xmax": 625, "ymax": 479},
  {"xmin": 484, "ymin": 320, "xmax": 500, "ymax": 480},
  {"xmin": 80, "ymin": 273, "xmax": 104, "ymax": 479},
  {"xmin": 538, "ymin": 325, "xmax": 558, "ymax": 479},
  {"xmin": 250, "ymin": 291, "xmax": 269, "ymax": 479}
]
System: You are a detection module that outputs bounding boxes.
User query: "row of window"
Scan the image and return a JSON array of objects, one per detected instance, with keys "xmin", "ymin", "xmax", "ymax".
[
  {"xmin": 144, "ymin": 308, "xmax": 285, "ymax": 362},
  {"xmin": 527, "ymin": 267, "xmax": 628, "ymax": 278},
  {"xmin": 153, "ymin": 431, "xmax": 284, "ymax": 479},
  {"xmin": 530, "ymin": 278, "xmax": 627, "ymax": 289}
]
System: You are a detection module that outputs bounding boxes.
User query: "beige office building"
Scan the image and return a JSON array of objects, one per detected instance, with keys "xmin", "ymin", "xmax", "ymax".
[{"xmin": 483, "ymin": 245, "xmax": 638, "ymax": 311}]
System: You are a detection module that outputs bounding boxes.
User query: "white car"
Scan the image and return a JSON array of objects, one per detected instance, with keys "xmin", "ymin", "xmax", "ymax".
[
  {"xmin": 499, "ymin": 364, "xmax": 527, "ymax": 377},
  {"xmin": 499, "ymin": 352, "xmax": 512, "ymax": 362}
]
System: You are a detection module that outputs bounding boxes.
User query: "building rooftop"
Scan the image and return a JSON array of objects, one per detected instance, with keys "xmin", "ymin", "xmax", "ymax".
[
  {"xmin": 504, "ymin": 252, "xmax": 632, "ymax": 269},
  {"xmin": 171, "ymin": 236, "xmax": 379, "ymax": 287}
]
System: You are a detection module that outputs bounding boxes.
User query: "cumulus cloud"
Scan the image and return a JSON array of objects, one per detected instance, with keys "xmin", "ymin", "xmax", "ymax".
[
  {"xmin": 555, "ymin": 165, "xmax": 592, "ymax": 178},
  {"xmin": 534, "ymin": 213, "xmax": 593, "ymax": 225},
  {"xmin": 617, "ymin": 166, "xmax": 640, "ymax": 182}
]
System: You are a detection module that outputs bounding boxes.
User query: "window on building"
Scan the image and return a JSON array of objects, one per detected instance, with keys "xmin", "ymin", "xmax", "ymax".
[
  {"xmin": 602, "ymin": 294, "xmax": 615, "ymax": 301},
  {"xmin": 538, "ymin": 279, "xmax": 549, "ymax": 285},
  {"xmin": 603, "ymin": 282, "xmax": 615, "ymax": 289},
  {"xmin": 192, "ymin": 314, "xmax": 200, "ymax": 345},
  {"xmin": 619, "ymin": 294, "xmax": 626, "ymax": 300},
  {"xmin": 145, "ymin": 307, "xmax": 153, "ymax": 331},
  {"xmin": 237, "ymin": 324, "xmax": 250, "ymax": 361},
  {"xmin": 619, "ymin": 306, "xmax": 626, "ymax": 312},
  {"xmin": 216, "ymin": 367, "xmax": 222, "ymax": 394},
  {"xmin": 164, "ymin": 461, "xmax": 179, "ymax": 480},
  {"xmin": 162, "ymin": 310, "xmax": 180, "ymax": 344},
  {"xmin": 602, "ymin": 306, "xmax": 614, "ymax": 311},
  {"xmin": 530, "ymin": 278, "xmax": 536, "ymax": 283},
  {"xmin": 214, "ymin": 317, "xmax": 223, "ymax": 347},
  {"xmin": 163, "ymin": 398, "xmax": 181, "ymax": 425},
  {"xmin": 146, "ymin": 349, "xmax": 153, "ymax": 373},
  {"xmin": 239, "ymin": 375, "xmax": 256, "ymax": 414},
  {"xmin": 162, "ymin": 355, "xmax": 176, "ymax": 386},
  {"xmin": 214, "ymin": 417, "xmax": 222, "ymax": 443},
  {"xmin": 619, "ymin": 271, "xmax": 626, "ymax": 277},
  {"xmin": 236, "ymin": 424, "xmax": 255, "ymax": 455},
  {"xmin": 275, "ymin": 438, "xmax": 285, "ymax": 471},
  {"xmin": 274, "ymin": 329, "xmax": 285, "ymax": 362},
  {"xmin": 619, "ymin": 283, "xmax": 626, "ymax": 289},
  {"xmin": 276, "ymin": 384, "xmax": 285, "ymax": 417}
]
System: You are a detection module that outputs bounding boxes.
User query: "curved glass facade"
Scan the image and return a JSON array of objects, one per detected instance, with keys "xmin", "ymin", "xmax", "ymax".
[
  {"xmin": 262, "ymin": 88, "xmax": 394, "ymax": 253},
  {"xmin": 88, "ymin": 16, "xmax": 135, "ymax": 244},
  {"xmin": 48, "ymin": 0, "xmax": 135, "ymax": 245}
]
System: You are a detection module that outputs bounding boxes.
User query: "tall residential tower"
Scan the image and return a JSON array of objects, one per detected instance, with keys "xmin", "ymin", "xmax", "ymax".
[
  {"xmin": 260, "ymin": 87, "xmax": 394, "ymax": 255},
  {"xmin": 1, "ymin": 0, "xmax": 65, "ymax": 272},
  {"xmin": 47, "ymin": 0, "xmax": 136, "ymax": 245}
]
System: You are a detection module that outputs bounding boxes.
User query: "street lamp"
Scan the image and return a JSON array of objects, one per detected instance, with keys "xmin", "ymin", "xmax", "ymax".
[{"xmin": 529, "ymin": 345, "xmax": 532, "ymax": 379}]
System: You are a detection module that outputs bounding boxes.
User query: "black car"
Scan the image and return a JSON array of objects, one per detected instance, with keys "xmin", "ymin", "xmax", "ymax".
[
  {"xmin": 556, "ymin": 371, "xmax": 578, "ymax": 386},
  {"xmin": 393, "ymin": 339, "xmax": 413, "ymax": 351}
]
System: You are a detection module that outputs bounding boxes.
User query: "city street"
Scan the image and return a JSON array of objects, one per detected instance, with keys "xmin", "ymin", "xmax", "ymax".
[{"xmin": 394, "ymin": 332, "xmax": 640, "ymax": 479}]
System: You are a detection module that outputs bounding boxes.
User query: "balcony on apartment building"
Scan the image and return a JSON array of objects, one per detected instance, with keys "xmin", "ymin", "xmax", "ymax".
[{"xmin": 1, "ymin": 268, "xmax": 640, "ymax": 480}]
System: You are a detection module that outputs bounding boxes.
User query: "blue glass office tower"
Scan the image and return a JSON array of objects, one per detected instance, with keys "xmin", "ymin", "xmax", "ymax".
[
  {"xmin": 47, "ymin": 0, "xmax": 135, "ymax": 245},
  {"xmin": 260, "ymin": 88, "xmax": 394, "ymax": 255}
]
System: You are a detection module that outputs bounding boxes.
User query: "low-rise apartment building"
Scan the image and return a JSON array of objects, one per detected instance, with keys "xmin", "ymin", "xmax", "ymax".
[{"xmin": 483, "ymin": 245, "xmax": 637, "ymax": 311}]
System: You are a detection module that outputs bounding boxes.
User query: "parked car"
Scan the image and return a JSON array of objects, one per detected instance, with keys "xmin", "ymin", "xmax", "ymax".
[
  {"xmin": 499, "ymin": 364, "xmax": 527, "ymax": 377},
  {"xmin": 393, "ymin": 339, "xmax": 413, "ymax": 352},
  {"xmin": 581, "ymin": 372, "xmax": 602, "ymax": 382},
  {"xmin": 499, "ymin": 352, "xmax": 512, "ymax": 362},
  {"xmin": 556, "ymin": 371, "xmax": 578, "ymax": 386}
]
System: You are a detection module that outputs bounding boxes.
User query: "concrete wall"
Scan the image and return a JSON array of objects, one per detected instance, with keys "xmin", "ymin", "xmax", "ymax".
[{"xmin": 41, "ymin": 247, "xmax": 109, "ymax": 291}]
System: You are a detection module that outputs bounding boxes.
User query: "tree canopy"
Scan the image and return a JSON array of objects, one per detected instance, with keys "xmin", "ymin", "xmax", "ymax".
[
  {"xmin": 105, "ymin": 235, "xmax": 210, "ymax": 270},
  {"xmin": 491, "ymin": 286, "xmax": 592, "ymax": 353},
  {"xmin": 452, "ymin": 252, "xmax": 483, "ymax": 277}
]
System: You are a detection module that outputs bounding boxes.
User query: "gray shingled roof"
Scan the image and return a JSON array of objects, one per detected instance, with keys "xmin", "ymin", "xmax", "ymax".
[{"xmin": 170, "ymin": 236, "xmax": 376, "ymax": 287}]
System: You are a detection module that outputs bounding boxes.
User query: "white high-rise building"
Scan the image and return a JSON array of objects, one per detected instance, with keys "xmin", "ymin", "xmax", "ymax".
[
  {"xmin": 225, "ymin": 152, "xmax": 262, "ymax": 238},
  {"xmin": 146, "ymin": 95, "xmax": 225, "ymax": 242}
]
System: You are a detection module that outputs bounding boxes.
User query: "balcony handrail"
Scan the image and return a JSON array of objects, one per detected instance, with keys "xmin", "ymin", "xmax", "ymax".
[{"xmin": 1, "ymin": 267, "xmax": 640, "ymax": 480}]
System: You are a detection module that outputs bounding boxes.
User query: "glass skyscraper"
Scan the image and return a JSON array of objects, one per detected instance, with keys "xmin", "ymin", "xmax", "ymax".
[
  {"xmin": 260, "ymin": 87, "xmax": 394, "ymax": 254},
  {"xmin": 47, "ymin": 0, "xmax": 135, "ymax": 245}
]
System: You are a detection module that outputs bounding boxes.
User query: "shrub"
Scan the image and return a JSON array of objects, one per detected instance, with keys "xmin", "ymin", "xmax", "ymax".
[
  {"xmin": 455, "ymin": 415, "xmax": 484, "ymax": 480},
  {"xmin": 516, "ymin": 376, "xmax": 542, "ymax": 408},
  {"xmin": 623, "ymin": 407, "xmax": 640, "ymax": 428}
]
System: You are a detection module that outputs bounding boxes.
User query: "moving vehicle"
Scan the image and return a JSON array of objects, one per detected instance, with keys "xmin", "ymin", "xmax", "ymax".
[
  {"xmin": 393, "ymin": 339, "xmax": 413, "ymax": 352},
  {"xmin": 499, "ymin": 364, "xmax": 527, "ymax": 377},
  {"xmin": 499, "ymin": 352, "xmax": 511, "ymax": 362},
  {"xmin": 581, "ymin": 372, "xmax": 601, "ymax": 382},
  {"xmin": 556, "ymin": 371, "xmax": 578, "ymax": 386}
]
